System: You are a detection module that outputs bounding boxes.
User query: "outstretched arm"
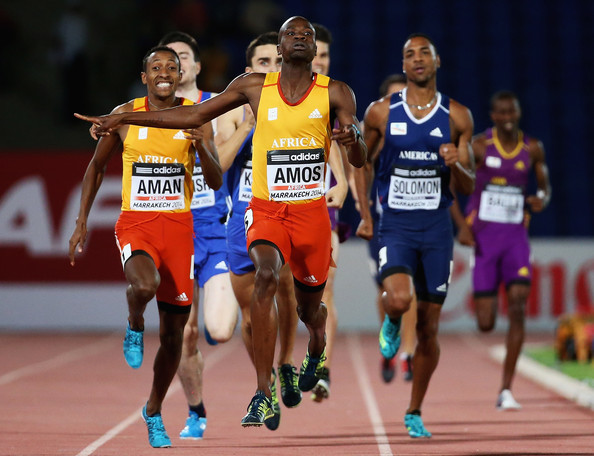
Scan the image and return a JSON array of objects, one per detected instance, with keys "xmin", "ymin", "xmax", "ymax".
[
  {"xmin": 75, "ymin": 73, "xmax": 261, "ymax": 136},
  {"xmin": 329, "ymin": 80, "xmax": 367, "ymax": 168}
]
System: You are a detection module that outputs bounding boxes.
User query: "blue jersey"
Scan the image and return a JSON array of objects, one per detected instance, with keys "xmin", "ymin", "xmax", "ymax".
[
  {"xmin": 227, "ymin": 128, "xmax": 254, "ymax": 216},
  {"xmin": 376, "ymin": 89, "xmax": 453, "ymax": 214},
  {"xmin": 225, "ymin": 128, "xmax": 256, "ymax": 274},
  {"xmin": 191, "ymin": 91, "xmax": 230, "ymax": 224}
]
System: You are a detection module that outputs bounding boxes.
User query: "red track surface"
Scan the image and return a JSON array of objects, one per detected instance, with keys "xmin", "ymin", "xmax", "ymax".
[{"xmin": 1, "ymin": 332, "xmax": 592, "ymax": 455}]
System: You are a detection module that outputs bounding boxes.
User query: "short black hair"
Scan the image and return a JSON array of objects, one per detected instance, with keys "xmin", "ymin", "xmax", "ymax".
[
  {"xmin": 158, "ymin": 31, "xmax": 201, "ymax": 62},
  {"xmin": 379, "ymin": 74, "xmax": 407, "ymax": 97},
  {"xmin": 403, "ymin": 33, "xmax": 438, "ymax": 54},
  {"xmin": 142, "ymin": 46, "xmax": 180, "ymax": 72},
  {"xmin": 490, "ymin": 90, "xmax": 519, "ymax": 110},
  {"xmin": 312, "ymin": 23, "xmax": 332, "ymax": 45},
  {"xmin": 246, "ymin": 31, "xmax": 278, "ymax": 67}
]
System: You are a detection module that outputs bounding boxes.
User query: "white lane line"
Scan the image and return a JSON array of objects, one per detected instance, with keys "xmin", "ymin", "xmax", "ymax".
[
  {"xmin": 0, "ymin": 334, "xmax": 118, "ymax": 386},
  {"xmin": 489, "ymin": 344, "xmax": 594, "ymax": 410},
  {"xmin": 348, "ymin": 334, "xmax": 393, "ymax": 456},
  {"xmin": 76, "ymin": 337, "xmax": 239, "ymax": 456}
]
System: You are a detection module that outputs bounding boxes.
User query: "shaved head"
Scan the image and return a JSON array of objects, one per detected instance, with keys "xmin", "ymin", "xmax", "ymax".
[{"xmin": 279, "ymin": 16, "xmax": 315, "ymax": 40}]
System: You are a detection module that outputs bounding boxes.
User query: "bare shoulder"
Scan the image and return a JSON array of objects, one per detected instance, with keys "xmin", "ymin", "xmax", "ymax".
[
  {"xmin": 471, "ymin": 131, "xmax": 488, "ymax": 162},
  {"xmin": 368, "ymin": 94, "xmax": 391, "ymax": 112},
  {"xmin": 112, "ymin": 100, "xmax": 134, "ymax": 115},
  {"xmin": 364, "ymin": 95, "xmax": 390, "ymax": 124},
  {"xmin": 471, "ymin": 132, "xmax": 488, "ymax": 146},
  {"xmin": 526, "ymin": 135, "xmax": 546, "ymax": 161},
  {"xmin": 232, "ymin": 72, "xmax": 266, "ymax": 89},
  {"xmin": 328, "ymin": 78, "xmax": 355, "ymax": 100},
  {"xmin": 526, "ymin": 135, "xmax": 544, "ymax": 150},
  {"xmin": 448, "ymin": 98, "xmax": 473, "ymax": 124}
]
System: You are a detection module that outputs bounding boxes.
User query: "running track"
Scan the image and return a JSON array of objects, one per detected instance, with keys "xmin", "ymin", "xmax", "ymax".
[{"xmin": 1, "ymin": 332, "xmax": 592, "ymax": 455}]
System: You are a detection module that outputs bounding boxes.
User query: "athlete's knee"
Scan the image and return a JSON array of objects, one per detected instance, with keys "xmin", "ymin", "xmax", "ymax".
[
  {"xmin": 130, "ymin": 278, "xmax": 159, "ymax": 304},
  {"xmin": 506, "ymin": 302, "xmax": 526, "ymax": 325},
  {"xmin": 417, "ymin": 317, "xmax": 438, "ymax": 341},
  {"xmin": 254, "ymin": 265, "xmax": 279, "ymax": 298},
  {"xmin": 415, "ymin": 322, "xmax": 439, "ymax": 357},
  {"xmin": 160, "ymin": 328, "xmax": 184, "ymax": 355},
  {"xmin": 182, "ymin": 321, "xmax": 199, "ymax": 349},
  {"xmin": 384, "ymin": 288, "xmax": 413, "ymax": 314},
  {"xmin": 507, "ymin": 285, "xmax": 529, "ymax": 309},
  {"xmin": 476, "ymin": 308, "xmax": 496, "ymax": 332},
  {"xmin": 297, "ymin": 299, "xmax": 326, "ymax": 326},
  {"xmin": 206, "ymin": 325, "xmax": 234, "ymax": 343},
  {"xmin": 477, "ymin": 318, "xmax": 495, "ymax": 332},
  {"xmin": 474, "ymin": 297, "xmax": 497, "ymax": 332}
]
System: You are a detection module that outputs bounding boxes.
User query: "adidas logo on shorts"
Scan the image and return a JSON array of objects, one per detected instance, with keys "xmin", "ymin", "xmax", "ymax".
[
  {"xmin": 175, "ymin": 292, "xmax": 189, "ymax": 301},
  {"xmin": 215, "ymin": 260, "xmax": 228, "ymax": 271},
  {"xmin": 303, "ymin": 275, "xmax": 317, "ymax": 283}
]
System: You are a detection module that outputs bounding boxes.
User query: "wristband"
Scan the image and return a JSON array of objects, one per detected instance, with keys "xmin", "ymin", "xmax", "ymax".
[{"xmin": 350, "ymin": 123, "xmax": 362, "ymax": 142}]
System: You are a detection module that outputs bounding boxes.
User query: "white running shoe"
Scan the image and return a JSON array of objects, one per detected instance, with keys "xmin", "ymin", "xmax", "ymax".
[{"xmin": 496, "ymin": 389, "xmax": 522, "ymax": 410}]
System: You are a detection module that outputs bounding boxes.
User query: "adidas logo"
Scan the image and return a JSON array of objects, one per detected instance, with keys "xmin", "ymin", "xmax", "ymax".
[
  {"xmin": 436, "ymin": 283, "xmax": 447, "ymax": 293},
  {"xmin": 303, "ymin": 275, "xmax": 317, "ymax": 283},
  {"xmin": 215, "ymin": 260, "xmax": 228, "ymax": 271},
  {"xmin": 308, "ymin": 108, "xmax": 322, "ymax": 119},
  {"xmin": 175, "ymin": 292, "xmax": 189, "ymax": 301},
  {"xmin": 429, "ymin": 127, "xmax": 443, "ymax": 138},
  {"xmin": 173, "ymin": 130, "xmax": 187, "ymax": 140}
]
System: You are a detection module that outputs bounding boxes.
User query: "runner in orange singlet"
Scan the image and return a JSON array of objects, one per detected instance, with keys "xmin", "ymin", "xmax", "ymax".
[{"xmin": 69, "ymin": 46, "xmax": 222, "ymax": 448}]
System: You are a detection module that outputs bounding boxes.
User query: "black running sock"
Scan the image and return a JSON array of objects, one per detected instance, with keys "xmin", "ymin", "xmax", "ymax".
[
  {"xmin": 190, "ymin": 402, "xmax": 206, "ymax": 418},
  {"xmin": 407, "ymin": 409, "xmax": 421, "ymax": 416}
]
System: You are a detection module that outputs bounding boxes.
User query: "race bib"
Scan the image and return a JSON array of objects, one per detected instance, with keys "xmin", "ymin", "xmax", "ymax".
[
  {"xmin": 130, "ymin": 162, "xmax": 185, "ymax": 211},
  {"xmin": 191, "ymin": 163, "xmax": 215, "ymax": 209},
  {"xmin": 478, "ymin": 184, "xmax": 524, "ymax": 223},
  {"xmin": 267, "ymin": 148, "xmax": 325, "ymax": 201},
  {"xmin": 388, "ymin": 166, "xmax": 441, "ymax": 210},
  {"xmin": 238, "ymin": 160, "xmax": 253, "ymax": 202}
]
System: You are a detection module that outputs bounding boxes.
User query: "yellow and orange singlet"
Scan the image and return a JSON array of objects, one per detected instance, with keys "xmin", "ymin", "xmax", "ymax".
[
  {"xmin": 251, "ymin": 72, "xmax": 331, "ymax": 204},
  {"xmin": 120, "ymin": 97, "xmax": 195, "ymax": 212}
]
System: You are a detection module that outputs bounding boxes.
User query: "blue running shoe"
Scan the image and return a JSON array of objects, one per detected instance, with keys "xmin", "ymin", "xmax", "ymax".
[
  {"xmin": 298, "ymin": 348, "xmax": 327, "ymax": 392},
  {"xmin": 404, "ymin": 412, "xmax": 432, "ymax": 438},
  {"xmin": 179, "ymin": 411, "xmax": 207, "ymax": 439},
  {"xmin": 379, "ymin": 315, "xmax": 401, "ymax": 360},
  {"xmin": 264, "ymin": 369, "xmax": 280, "ymax": 431},
  {"xmin": 142, "ymin": 405, "xmax": 172, "ymax": 448},
  {"xmin": 204, "ymin": 326, "xmax": 218, "ymax": 346},
  {"xmin": 123, "ymin": 324, "xmax": 143, "ymax": 369},
  {"xmin": 241, "ymin": 391, "xmax": 273, "ymax": 427}
]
